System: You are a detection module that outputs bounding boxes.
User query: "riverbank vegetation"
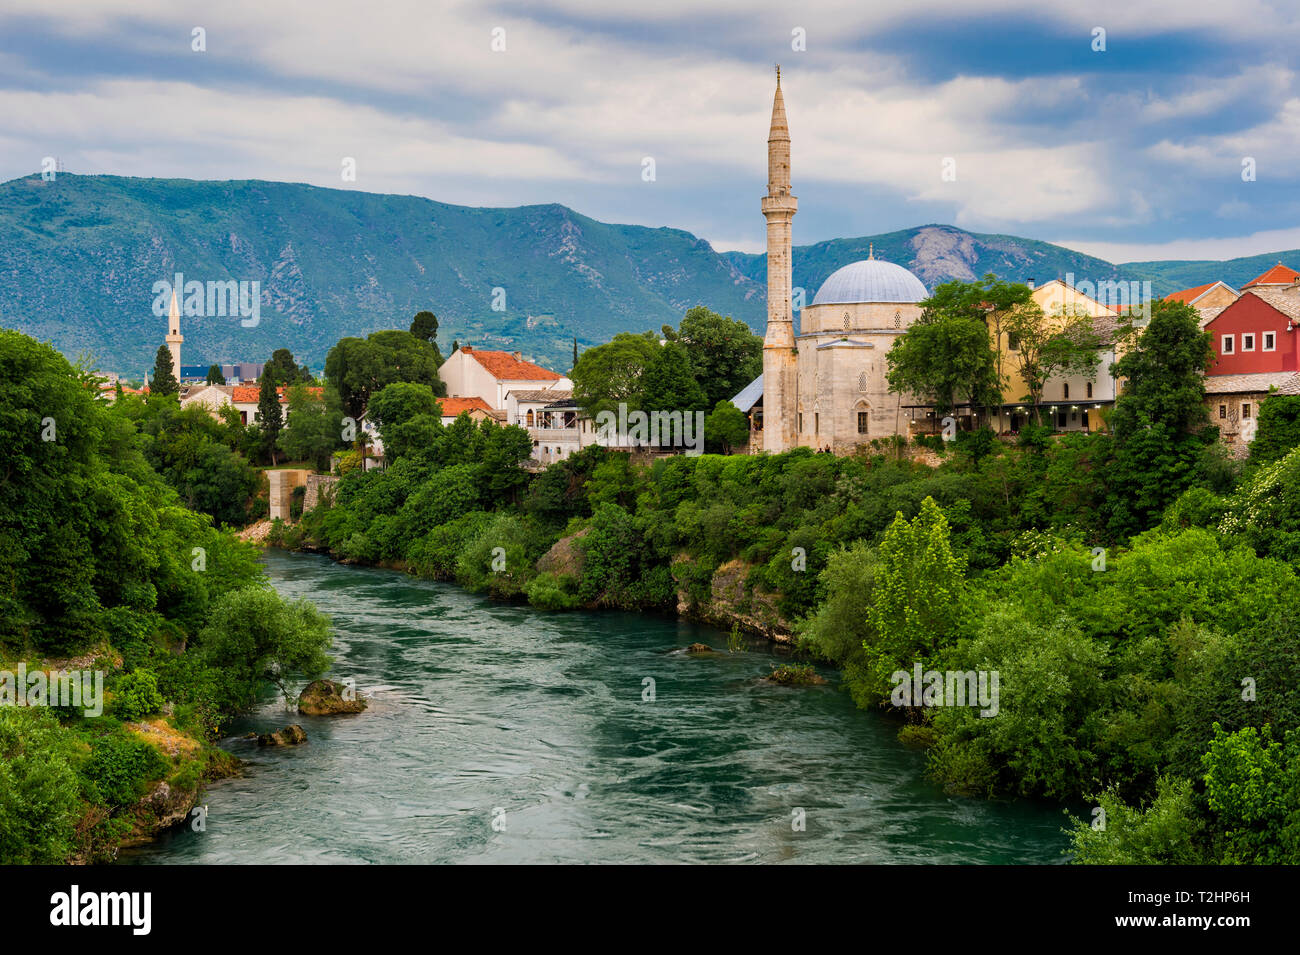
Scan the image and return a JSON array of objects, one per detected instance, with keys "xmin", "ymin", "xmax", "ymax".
[{"xmin": 0, "ymin": 331, "xmax": 333, "ymax": 862}]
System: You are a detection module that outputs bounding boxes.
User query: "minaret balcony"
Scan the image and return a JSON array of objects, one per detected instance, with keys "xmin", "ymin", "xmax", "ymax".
[{"xmin": 761, "ymin": 195, "xmax": 798, "ymax": 215}]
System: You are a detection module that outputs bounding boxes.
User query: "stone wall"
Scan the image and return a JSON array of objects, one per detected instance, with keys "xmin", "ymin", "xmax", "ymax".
[
  {"xmin": 267, "ymin": 469, "xmax": 311, "ymax": 522},
  {"xmin": 303, "ymin": 474, "xmax": 339, "ymax": 513}
]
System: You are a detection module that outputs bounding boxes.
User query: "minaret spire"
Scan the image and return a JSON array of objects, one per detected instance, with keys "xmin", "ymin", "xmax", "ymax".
[
  {"xmin": 761, "ymin": 69, "xmax": 798, "ymax": 453},
  {"xmin": 165, "ymin": 288, "xmax": 183, "ymax": 376}
]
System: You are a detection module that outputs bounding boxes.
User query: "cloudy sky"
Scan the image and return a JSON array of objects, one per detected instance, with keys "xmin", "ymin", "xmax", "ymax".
[{"xmin": 3, "ymin": 0, "xmax": 1299, "ymax": 262}]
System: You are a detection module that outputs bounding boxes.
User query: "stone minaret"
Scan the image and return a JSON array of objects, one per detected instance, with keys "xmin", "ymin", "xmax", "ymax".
[
  {"xmin": 761, "ymin": 67, "xmax": 798, "ymax": 453},
  {"xmin": 166, "ymin": 289, "xmax": 183, "ymax": 376}
]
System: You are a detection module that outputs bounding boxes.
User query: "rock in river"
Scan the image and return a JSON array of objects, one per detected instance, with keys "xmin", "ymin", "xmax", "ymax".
[
  {"xmin": 258, "ymin": 725, "xmax": 308, "ymax": 746},
  {"xmin": 298, "ymin": 679, "xmax": 367, "ymax": 716}
]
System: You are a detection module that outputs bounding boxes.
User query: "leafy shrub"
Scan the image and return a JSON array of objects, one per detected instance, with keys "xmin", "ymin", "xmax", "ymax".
[
  {"xmin": 524, "ymin": 571, "xmax": 581, "ymax": 610},
  {"xmin": 113, "ymin": 670, "xmax": 163, "ymax": 722},
  {"xmin": 0, "ymin": 707, "xmax": 83, "ymax": 863},
  {"xmin": 456, "ymin": 514, "xmax": 536, "ymax": 598},
  {"xmin": 1069, "ymin": 778, "xmax": 1207, "ymax": 864},
  {"xmin": 82, "ymin": 734, "xmax": 170, "ymax": 808}
]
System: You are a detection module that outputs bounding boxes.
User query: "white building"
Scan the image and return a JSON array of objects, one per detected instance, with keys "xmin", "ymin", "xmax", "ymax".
[{"xmin": 439, "ymin": 346, "xmax": 571, "ymax": 408}]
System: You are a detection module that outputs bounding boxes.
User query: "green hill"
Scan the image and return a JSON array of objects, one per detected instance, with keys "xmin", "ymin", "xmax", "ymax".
[
  {"xmin": 2, "ymin": 173, "xmax": 1292, "ymax": 377},
  {"xmin": 723, "ymin": 224, "xmax": 1146, "ymax": 304},
  {"xmin": 0, "ymin": 174, "xmax": 764, "ymax": 375},
  {"xmin": 1121, "ymin": 252, "xmax": 1300, "ymax": 295}
]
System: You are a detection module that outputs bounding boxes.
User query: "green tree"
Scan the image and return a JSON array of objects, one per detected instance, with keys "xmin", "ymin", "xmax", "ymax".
[
  {"xmin": 1110, "ymin": 299, "xmax": 1214, "ymax": 440},
  {"xmin": 477, "ymin": 418, "xmax": 534, "ymax": 501},
  {"xmin": 277, "ymin": 383, "xmax": 343, "ymax": 471},
  {"xmin": 704, "ymin": 399, "xmax": 750, "ymax": 453},
  {"xmin": 886, "ymin": 311, "xmax": 1001, "ymax": 417},
  {"xmin": 1250, "ymin": 394, "xmax": 1300, "ymax": 465},
  {"xmin": 1202, "ymin": 723, "xmax": 1300, "ymax": 864},
  {"xmin": 1106, "ymin": 299, "xmax": 1216, "ymax": 536},
  {"xmin": 1003, "ymin": 303, "xmax": 1103, "ymax": 422},
  {"xmin": 325, "ymin": 330, "xmax": 446, "ymax": 421},
  {"xmin": 410, "ymin": 310, "xmax": 439, "ymax": 344},
  {"xmin": 257, "ymin": 374, "xmax": 284, "ymax": 466},
  {"xmin": 141, "ymin": 403, "xmax": 260, "ymax": 525},
  {"xmin": 926, "ymin": 274, "xmax": 1033, "ymax": 384},
  {"xmin": 194, "ymin": 587, "xmax": 333, "ymax": 713},
  {"xmin": 0, "ymin": 707, "xmax": 83, "ymax": 864},
  {"xmin": 865, "ymin": 497, "xmax": 965, "ymax": 697},
  {"xmin": 367, "ymin": 382, "xmax": 440, "ymax": 462},
  {"xmin": 263, "ymin": 348, "xmax": 307, "ymax": 388},
  {"xmin": 151, "ymin": 345, "xmax": 178, "ymax": 397},
  {"xmin": 1070, "ymin": 778, "xmax": 1207, "ymax": 864},
  {"xmin": 669, "ymin": 306, "xmax": 764, "ymax": 408},
  {"xmin": 206, "ymin": 363, "xmax": 226, "ymax": 385},
  {"xmin": 641, "ymin": 340, "xmax": 706, "ymax": 412},
  {"xmin": 570, "ymin": 331, "xmax": 659, "ymax": 416}
]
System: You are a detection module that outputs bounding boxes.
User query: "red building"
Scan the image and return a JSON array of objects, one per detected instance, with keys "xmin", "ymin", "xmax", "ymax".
[
  {"xmin": 1204, "ymin": 269, "xmax": 1300, "ymax": 376},
  {"xmin": 1201, "ymin": 264, "xmax": 1300, "ymax": 451}
]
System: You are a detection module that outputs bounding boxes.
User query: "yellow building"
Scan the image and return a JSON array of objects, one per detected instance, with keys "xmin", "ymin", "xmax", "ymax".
[{"xmin": 987, "ymin": 280, "xmax": 1121, "ymax": 434}]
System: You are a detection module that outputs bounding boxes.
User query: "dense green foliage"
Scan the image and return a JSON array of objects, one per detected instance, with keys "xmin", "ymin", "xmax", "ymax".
[
  {"xmin": 1249, "ymin": 394, "xmax": 1300, "ymax": 466},
  {"xmin": 0, "ymin": 330, "xmax": 334, "ymax": 862},
  {"xmin": 324, "ymin": 329, "xmax": 446, "ymax": 420},
  {"xmin": 573, "ymin": 309, "xmax": 762, "ymax": 416}
]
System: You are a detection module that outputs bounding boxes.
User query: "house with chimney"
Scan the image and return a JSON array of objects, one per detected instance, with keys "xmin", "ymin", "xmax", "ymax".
[{"xmin": 439, "ymin": 346, "xmax": 572, "ymax": 409}]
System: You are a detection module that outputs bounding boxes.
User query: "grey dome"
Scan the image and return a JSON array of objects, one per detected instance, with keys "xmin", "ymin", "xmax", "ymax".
[{"xmin": 812, "ymin": 258, "xmax": 928, "ymax": 305}]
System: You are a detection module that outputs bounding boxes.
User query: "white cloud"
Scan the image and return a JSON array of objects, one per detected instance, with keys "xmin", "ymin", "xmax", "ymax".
[
  {"xmin": 1057, "ymin": 225, "xmax": 1300, "ymax": 264},
  {"xmin": 1, "ymin": 0, "xmax": 1298, "ymax": 246},
  {"xmin": 708, "ymin": 236, "xmax": 765, "ymax": 254}
]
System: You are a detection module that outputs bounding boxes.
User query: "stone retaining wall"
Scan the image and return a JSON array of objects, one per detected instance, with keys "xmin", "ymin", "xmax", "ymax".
[{"xmin": 303, "ymin": 474, "xmax": 339, "ymax": 513}]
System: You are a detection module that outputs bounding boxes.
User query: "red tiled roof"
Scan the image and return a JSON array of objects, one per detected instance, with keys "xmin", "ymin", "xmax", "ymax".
[
  {"xmin": 1166, "ymin": 282, "xmax": 1217, "ymax": 304},
  {"xmin": 231, "ymin": 384, "xmax": 323, "ymax": 403},
  {"xmin": 461, "ymin": 346, "xmax": 560, "ymax": 381},
  {"xmin": 1243, "ymin": 263, "xmax": 1300, "ymax": 288},
  {"xmin": 438, "ymin": 396, "xmax": 493, "ymax": 417}
]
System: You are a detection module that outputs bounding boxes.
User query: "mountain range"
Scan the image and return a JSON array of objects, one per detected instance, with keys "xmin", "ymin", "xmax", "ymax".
[{"xmin": 0, "ymin": 173, "xmax": 1293, "ymax": 377}]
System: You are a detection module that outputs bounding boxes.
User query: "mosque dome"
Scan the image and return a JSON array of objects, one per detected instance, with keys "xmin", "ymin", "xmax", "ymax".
[{"xmin": 812, "ymin": 256, "xmax": 928, "ymax": 305}]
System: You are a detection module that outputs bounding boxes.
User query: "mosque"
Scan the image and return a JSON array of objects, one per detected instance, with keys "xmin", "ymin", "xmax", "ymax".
[{"xmin": 732, "ymin": 69, "xmax": 929, "ymax": 453}]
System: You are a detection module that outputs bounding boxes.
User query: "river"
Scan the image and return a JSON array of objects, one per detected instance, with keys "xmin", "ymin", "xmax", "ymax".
[{"xmin": 123, "ymin": 550, "xmax": 1071, "ymax": 864}]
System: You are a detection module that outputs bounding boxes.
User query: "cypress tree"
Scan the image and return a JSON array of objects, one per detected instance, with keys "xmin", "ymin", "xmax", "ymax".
[
  {"xmin": 258, "ymin": 374, "xmax": 284, "ymax": 465},
  {"xmin": 151, "ymin": 345, "xmax": 178, "ymax": 397}
]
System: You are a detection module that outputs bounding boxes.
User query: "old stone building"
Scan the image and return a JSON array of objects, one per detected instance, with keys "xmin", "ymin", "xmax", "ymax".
[{"xmin": 741, "ymin": 70, "xmax": 927, "ymax": 453}]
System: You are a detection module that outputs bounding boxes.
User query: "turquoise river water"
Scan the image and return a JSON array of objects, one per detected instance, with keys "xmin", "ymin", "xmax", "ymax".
[{"xmin": 122, "ymin": 550, "xmax": 1071, "ymax": 864}]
